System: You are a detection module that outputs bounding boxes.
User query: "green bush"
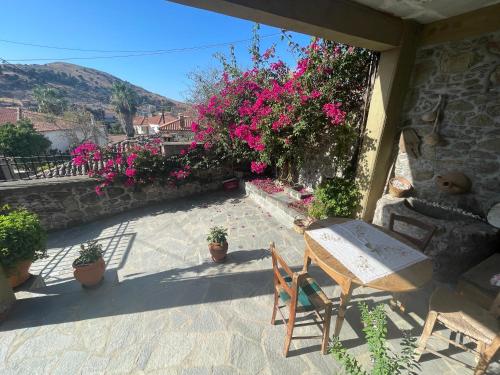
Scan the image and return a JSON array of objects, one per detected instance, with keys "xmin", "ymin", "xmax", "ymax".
[
  {"xmin": 330, "ymin": 302, "xmax": 420, "ymax": 375},
  {"xmin": 0, "ymin": 206, "xmax": 47, "ymax": 274},
  {"xmin": 308, "ymin": 177, "xmax": 360, "ymax": 219}
]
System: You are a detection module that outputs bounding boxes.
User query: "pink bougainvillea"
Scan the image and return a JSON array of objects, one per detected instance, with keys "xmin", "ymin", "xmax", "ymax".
[
  {"xmin": 250, "ymin": 161, "xmax": 267, "ymax": 174},
  {"xmin": 188, "ymin": 37, "xmax": 369, "ymax": 182},
  {"xmin": 250, "ymin": 178, "xmax": 284, "ymax": 194},
  {"xmin": 71, "ymin": 139, "xmax": 193, "ymax": 194},
  {"xmin": 323, "ymin": 102, "xmax": 346, "ymax": 125}
]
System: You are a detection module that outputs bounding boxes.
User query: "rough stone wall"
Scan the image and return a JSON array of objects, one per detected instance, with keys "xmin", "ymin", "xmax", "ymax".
[
  {"xmin": 395, "ymin": 31, "xmax": 500, "ymax": 216},
  {"xmin": 0, "ymin": 170, "xmax": 228, "ymax": 231}
]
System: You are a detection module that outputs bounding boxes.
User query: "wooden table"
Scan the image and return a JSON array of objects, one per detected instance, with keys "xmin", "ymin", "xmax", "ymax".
[{"xmin": 303, "ymin": 218, "xmax": 433, "ymax": 337}]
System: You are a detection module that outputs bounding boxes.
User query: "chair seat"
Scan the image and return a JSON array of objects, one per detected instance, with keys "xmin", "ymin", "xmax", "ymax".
[
  {"xmin": 430, "ymin": 287, "xmax": 499, "ymax": 344},
  {"xmin": 278, "ymin": 275, "xmax": 330, "ymax": 313}
]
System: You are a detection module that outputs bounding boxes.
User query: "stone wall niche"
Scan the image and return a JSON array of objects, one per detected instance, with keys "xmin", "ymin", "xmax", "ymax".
[{"xmin": 373, "ymin": 195, "xmax": 499, "ymax": 282}]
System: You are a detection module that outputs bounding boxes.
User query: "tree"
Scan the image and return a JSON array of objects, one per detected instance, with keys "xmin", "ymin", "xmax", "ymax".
[
  {"xmin": 62, "ymin": 106, "xmax": 107, "ymax": 148},
  {"xmin": 0, "ymin": 119, "xmax": 51, "ymax": 156},
  {"xmin": 32, "ymin": 85, "xmax": 68, "ymax": 115},
  {"xmin": 111, "ymin": 82, "xmax": 139, "ymax": 138},
  {"xmin": 185, "ymin": 67, "xmax": 223, "ymax": 105}
]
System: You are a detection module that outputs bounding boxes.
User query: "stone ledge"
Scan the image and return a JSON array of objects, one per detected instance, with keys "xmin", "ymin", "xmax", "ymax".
[
  {"xmin": 243, "ymin": 181, "xmax": 305, "ymax": 227},
  {"xmin": 0, "ymin": 172, "xmax": 229, "ymax": 231},
  {"xmin": 0, "ymin": 176, "xmax": 95, "ymax": 191}
]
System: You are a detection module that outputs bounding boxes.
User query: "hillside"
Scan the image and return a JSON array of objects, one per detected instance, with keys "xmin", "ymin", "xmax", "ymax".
[{"xmin": 0, "ymin": 62, "xmax": 189, "ymax": 114}]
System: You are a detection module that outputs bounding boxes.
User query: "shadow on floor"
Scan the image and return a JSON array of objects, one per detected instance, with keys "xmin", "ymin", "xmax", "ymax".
[{"xmin": 3, "ymin": 251, "xmax": 427, "ymax": 364}]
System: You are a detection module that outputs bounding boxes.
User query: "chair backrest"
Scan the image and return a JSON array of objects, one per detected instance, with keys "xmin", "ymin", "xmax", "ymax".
[
  {"xmin": 389, "ymin": 213, "xmax": 437, "ymax": 251},
  {"xmin": 270, "ymin": 242, "xmax": 297, "ymax": 300}
]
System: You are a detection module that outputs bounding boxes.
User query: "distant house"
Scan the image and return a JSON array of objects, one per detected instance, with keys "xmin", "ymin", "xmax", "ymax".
[
  {"xmin": 0, "ymin": 107, "xmax": 107, "ymax": 152},
  {"xmin": 158, "ymin": 113, "xmax": 194, "ymax": 141},
  {"xmin": 133, "ymin": 111, "xmax": 194, "ymax": 140},
  {"xmin": 133, "ymin": 111, "xmax": 177, "ymax": 135}
]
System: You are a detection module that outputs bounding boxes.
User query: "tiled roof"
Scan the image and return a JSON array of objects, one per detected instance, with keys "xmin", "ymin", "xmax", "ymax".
[
  {"xmin": 133, "ymin": 112, "xmax": 178, "ymax": 126},
  {"xmin": 159, "ymin": 116, "xmax": 193, "ymax": 132},
  {"xmin": 0, "ymin": 108, "xmax": 73, "ymax": 132},
  {"xmin": 0, "ymin": 108, "xmax": 19, "ymax": 124}
]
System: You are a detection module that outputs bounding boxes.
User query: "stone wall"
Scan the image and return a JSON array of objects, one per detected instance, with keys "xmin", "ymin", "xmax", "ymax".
[
  {"xmin": 394, "ymin": 31, "xmax": 500, "ymax": 216},
  {"xmin": 0, "ymin": 169, "xmax": 230, "ymax": 231}
]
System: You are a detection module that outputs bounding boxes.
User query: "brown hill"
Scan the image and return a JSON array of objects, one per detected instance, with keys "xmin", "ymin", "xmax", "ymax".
[{"xmin": 0, "ymin": 62, "xmax": 189, "ymax": 114}]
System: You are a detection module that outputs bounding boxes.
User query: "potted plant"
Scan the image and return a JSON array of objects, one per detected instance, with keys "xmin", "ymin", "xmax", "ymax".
[
  {"xmin": 72, "ymin": 240, "xmax": 105, "ymax": 288},
  {"xmin": 207, "ymin": 226, "xmax": 228, "ymax": 263},
  {"xmin": 0, "ymin": 205, "xmax": 47, "ymax": 288}
]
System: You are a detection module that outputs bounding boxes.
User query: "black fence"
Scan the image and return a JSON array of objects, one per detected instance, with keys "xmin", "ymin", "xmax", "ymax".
[
  {"xmin": 0, "ymin": 152, "xmax": 123, "ymax": 182},
  {"xmin": 0, "ymin": 138, "xmax": 187, "ymax": 183}
]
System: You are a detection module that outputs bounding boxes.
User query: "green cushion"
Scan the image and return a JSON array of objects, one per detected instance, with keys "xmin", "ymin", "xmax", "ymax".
[{"xmin": 279, "ymin": 275, "xmax": 323, "ymax": 312}]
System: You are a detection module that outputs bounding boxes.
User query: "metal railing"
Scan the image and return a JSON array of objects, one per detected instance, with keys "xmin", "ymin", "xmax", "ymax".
[
  {"xmin": 0, "ymin": 152, "xmax": 117, "ymax": 182},
  {"xmin": 0, "ymin": 136, "xmax": 188, "ymax": 182}
]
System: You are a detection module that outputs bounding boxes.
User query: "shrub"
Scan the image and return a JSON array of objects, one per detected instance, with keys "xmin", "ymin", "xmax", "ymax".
[
  {"xmin": 73, "ymin": 240, "xmax": 104, "ymax": 267},
  {"xmin": 207, "ymin": 226, "xmax": 228, "ymax": 244},
  {"xmin": 308, "ymin": 177, "xmax": 360, "ymax": 219},
  {"xmin": 330, "ymin": 302, "xmax": 420, "ymax": 375},
  {"xmin": 0, "ymin": 119, "xmax": 52, "ymax": 156},
  {"xmin": 0, "ymin": 205, "xmax": 47, "ymax": 273}
]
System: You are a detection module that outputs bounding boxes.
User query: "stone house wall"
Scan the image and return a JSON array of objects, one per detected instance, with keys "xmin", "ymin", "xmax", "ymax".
[
  {"xmin": 394, "ymin": 30, "xmax": 500, "ymax": 216},
  {"xmin": 0, "ymin": 169, "xmax": 229, "ymax": 231}
]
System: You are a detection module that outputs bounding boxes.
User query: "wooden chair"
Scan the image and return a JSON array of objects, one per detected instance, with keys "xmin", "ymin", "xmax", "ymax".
[
  {"xmin": 388, "ymin": 213, "xmax": 437, "ymax": 252},
  {"xmin": 388, "ymin": 214, "xmax": 437, "ymax": 312},
  {"xmin": 270, "ymin": 242, "xmax": 333, "ymax": 356},
  {"xmin": 416, "ymin": 287, "xmax": 500, "ymax": 375}
]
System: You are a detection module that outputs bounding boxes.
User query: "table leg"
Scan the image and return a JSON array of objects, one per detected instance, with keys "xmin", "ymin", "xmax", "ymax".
[
  {"xmin": 333, "ymin": 281, "xmax": 353, "ymax": 337},
  {"xmin": 302, "ymin": 247, "xmax": 311, "ymax": 272}
]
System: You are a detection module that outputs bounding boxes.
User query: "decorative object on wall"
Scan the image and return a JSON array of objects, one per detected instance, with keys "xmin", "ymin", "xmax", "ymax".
[
  {"xmin": 435, "ymin": 172, "xmax": 472, "ymax": 194},
  {"xmin": 388, "ymin": 177, "xmax": 413, "ymax": 198},
  {"xmin": 486, "ymin": 202, "xmax": 500, "ymax": 229},
  {"xmin": 399, "ymin": 128, "xmax": 421, "ymax": 158},
  {"xmin": 421, "ymin": 94, "xmax": 442, "ymax": 123},
  {"xmin": 424, "ymin": 95, "xmax": 445, "ymax": 146}
]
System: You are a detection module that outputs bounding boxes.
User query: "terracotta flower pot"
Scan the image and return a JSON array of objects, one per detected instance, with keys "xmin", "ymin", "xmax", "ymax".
[
  {"xmin": 73, "ymin": 257, "xmax": 105, "ymax": 288},
  {"xmin": 8, "ymin": 260, "xmax": 32, "ymax": 288},
  {"xmin": 209, "ymin": 242, "xmax": 228, "ymax": 263}
]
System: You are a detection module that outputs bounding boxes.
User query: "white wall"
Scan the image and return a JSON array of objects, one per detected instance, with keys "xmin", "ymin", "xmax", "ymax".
[{"xmin": 42, "ymin": 128, "xmax": 107, "ymax": 152}]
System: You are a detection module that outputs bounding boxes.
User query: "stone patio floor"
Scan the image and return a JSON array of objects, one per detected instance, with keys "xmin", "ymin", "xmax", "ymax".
[{"xmin": 0, "ymin": 191, "xmax": 498, "ymax": 374}]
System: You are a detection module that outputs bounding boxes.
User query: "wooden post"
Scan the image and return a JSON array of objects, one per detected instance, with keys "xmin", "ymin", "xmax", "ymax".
[{"xmin": 356, "ymin": 21, "xmax": 421, "ymax": 221}]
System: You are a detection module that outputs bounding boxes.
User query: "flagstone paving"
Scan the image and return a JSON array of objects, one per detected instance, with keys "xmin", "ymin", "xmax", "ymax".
[{"xmin": 0, "ymin": 190, "xmax": 495, "ymax": 374}]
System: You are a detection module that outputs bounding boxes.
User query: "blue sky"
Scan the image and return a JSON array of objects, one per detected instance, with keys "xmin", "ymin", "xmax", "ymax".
[{"xmin": 0, "ymin": 0, "xmax": 311, "ymax": 101}]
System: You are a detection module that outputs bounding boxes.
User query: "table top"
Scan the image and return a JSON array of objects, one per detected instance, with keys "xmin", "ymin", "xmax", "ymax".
[{"xmin": 304, "ymin": 218, "xmax": 433, "ymax": 293}]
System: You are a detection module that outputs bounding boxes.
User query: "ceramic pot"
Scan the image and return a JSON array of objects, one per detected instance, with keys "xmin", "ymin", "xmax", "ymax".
[
  {"xmin": 209, "ymin": 242, "xmax": 228, "ymax": 263},
  {"xmin": 388, "ymin": 177, "xmax": 413, "ymax": 198},
  {"xmin": 436, "ymin": 172, "xmax": 471, "ymax": 194},
  {"xmin": 8, "ymin": 260, "xmax": 32, "ymax": 288},
  {"xmin": 73, "ymin": 257, "xmax": 105, "ymax": 287}
]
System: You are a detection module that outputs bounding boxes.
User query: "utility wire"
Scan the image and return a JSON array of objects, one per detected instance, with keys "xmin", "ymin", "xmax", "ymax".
[{"xmin": 1, "ymin": 33, "xmax": 281, "ymax": 62}]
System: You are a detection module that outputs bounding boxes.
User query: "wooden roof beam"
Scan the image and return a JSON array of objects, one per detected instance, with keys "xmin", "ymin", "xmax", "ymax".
[{"xmin": 168, "ymin": 0, "xmax": 405, "ymax": 51}]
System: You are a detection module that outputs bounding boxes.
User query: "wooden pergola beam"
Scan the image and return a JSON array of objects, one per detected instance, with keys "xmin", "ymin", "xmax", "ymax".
[
  {"xmin": 168, "ymin": 0, "xmax": 404, "ymax": 51},
  {"xmin": 420, "ymin": 3, "xmax": 500, "ymax": 46}
]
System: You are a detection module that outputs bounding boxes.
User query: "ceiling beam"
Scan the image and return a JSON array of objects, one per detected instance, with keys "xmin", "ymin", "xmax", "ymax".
[
  {"xmin": 168, "ymin": 0, "xmax": 404, "ymax": 51},
  {"xmin": 420, "ymin": 3, "xmax": 500, "ymax": 46}
]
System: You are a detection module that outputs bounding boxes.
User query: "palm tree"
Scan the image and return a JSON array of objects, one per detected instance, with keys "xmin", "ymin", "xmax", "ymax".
[{"xmin": 111, "ymin": 82, "xmax": 139, "ymax": 138}]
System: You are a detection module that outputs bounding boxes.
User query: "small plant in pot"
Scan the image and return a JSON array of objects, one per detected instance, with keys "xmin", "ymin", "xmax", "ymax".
[
  {"xmin": 0, "ymin": 205, "xmax": 47, "ymax": 288},
  {"xmin": 73, "ymin": 240, "xmax": 105, "ymax": 288},
  {"xmin": 207, "ymin": 226, "xmax": 228, "ymax": 263}
]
